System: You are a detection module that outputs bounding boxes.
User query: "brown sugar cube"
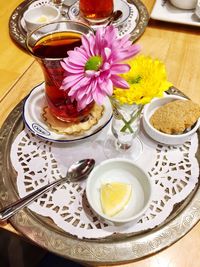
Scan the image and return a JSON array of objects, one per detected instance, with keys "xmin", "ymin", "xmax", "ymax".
[{"xmin": 150, "ymin": 99, "xmax": 200, "ymax": 134}]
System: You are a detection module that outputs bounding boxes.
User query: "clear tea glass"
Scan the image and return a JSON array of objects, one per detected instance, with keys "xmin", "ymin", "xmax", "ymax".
[
  {"xmin": 26, "ymin": 21, "xmax": 94, "ymax": 123},
  {"xmin": 80, "ymin": 0, "xmax": 114, "ymax": 24}
]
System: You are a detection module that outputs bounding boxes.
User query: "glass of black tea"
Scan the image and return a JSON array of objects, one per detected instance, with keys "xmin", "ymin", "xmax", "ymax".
[{"xmin": 26, "ymin": 21, "xmax": 94, "ymax": 123}]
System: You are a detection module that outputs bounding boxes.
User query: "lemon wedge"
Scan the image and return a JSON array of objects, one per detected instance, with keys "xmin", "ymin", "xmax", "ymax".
[
  {"xmin": 100, "ymin": 182, "xmax": 132, "ymax": 217},
  {"xmin": 36, "ymin": 15, "xmax": 49, "ymax": 23}
]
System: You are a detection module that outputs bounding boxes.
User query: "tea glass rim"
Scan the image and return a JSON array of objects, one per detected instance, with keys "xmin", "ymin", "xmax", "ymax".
[{"xmin": 25, "ymin": 20, "xmax": 94, "ymax": 60}]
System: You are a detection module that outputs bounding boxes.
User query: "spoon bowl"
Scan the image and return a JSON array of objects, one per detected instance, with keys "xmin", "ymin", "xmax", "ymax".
[
  {"xmin": 67, "ymin": 158, "xmax": 95, "ymax": 181},
  {"xmin": 107, "ymin": 10, "xmax": 123, "ymax": 25},
  {"xmin": 0, "ymin": 158, "xmax": 95, "ymax": 221}
]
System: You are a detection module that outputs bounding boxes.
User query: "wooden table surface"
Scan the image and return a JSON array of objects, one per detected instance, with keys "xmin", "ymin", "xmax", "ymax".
[{"xmin": 1, "ymin": 0, "xmax": 200, "ymax": 266}]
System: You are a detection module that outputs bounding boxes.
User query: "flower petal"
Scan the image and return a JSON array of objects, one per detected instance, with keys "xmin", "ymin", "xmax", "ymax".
[
  {"xmin": 61, "ymin": 61, "xmax": 84, "ymax": 74},
  {"xmin": 104, "ymin": 47, "xmax": 112, "ymax": 60},
  {"xmin": 68, "ymin": 56, "xmax": 87, "ymax": 66},
  {"xmin": 60, "ymin": 24, "xmax": 141, "ymax": 110},
  {"xmin": 116, "ymin": 45, "xmax": 141, "ymax": 61},
  {"xmin": 68, "ymin": 76, "xmax": 91, "ymax": 93},
  {"xmin": 99, "ymin": 79, "xmax": 113, "ymax": 96},
  {"xmin": 111, "ymin": 64, "xmax": 130, "ymax": 74},
  {"xmin": 62, "ymin": 74, "xmax": 84, "ymax": 89},
  {"xmin": 81, "ymin": 34, "xmax": 94, "ymax": 57},
  {"xmin": 92, "ymin": 85, "xmax": 107, "ymax": 105},
  {"xmin": 111, "ymin": 75, "xmax": 130, "ymax": 88}
]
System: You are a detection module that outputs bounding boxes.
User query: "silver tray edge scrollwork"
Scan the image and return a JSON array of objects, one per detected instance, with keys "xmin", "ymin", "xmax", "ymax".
[
  {"xmin": 0, "ymin": 87, "xmax": 200, "ymax": 264},
  {"xmin": 9, "ymin": 0, "xmax": 149, "ymax": 50}
]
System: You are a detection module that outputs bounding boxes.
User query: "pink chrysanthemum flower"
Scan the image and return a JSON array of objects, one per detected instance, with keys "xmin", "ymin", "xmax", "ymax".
[{"xmin": 61, "ymin": 25, "xmax": 140, "ymax": 110}]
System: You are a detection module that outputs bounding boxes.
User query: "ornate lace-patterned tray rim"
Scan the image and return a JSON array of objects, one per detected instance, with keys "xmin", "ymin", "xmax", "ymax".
[
  {"xmin": 0, "ymin": 87, "xmax": 200, "ymax": 264},
  {"xmin": 151, "ymin": 0, "xmax": 200, "ymax": 26},
  {"xmin": 9, "ymin": 0, "xmax": 149, "ymax": 50},
  {"xmin": 23, "ymin": 82, "xmax": 112, "ymax": 143}
]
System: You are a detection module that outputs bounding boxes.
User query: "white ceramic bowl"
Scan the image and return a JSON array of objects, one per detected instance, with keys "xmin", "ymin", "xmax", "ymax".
[
  {"xmin": 143, "ymin": 95, "xmax": 200, "ymax": 145},
  {"xmin": 169, "ymin": 0, "xmax": 197, "ymax": 9},
  {"xmin": 86, "ymin": 158, "xmax": 153, "ymax": 226},
  {"xmin": 24, "ymin": 5, "xmax": 61, "ymax": 32}
]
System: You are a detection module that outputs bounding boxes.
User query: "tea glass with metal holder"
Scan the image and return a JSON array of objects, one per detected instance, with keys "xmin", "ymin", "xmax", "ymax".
[
  {"xmin": 26, "ymin": 21, "xmax": 94, "ymax": 123},
  {"xmin": 79, "ymin": 0, "xmax": 114, "ymax": 25}
]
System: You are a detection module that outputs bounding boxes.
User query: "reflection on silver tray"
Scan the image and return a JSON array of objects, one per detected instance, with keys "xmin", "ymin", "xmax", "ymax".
[
  {"xmin": 0, "ymin": 87, "xmax": 200, "ymax": 265},
  {"xmin": 9, "ymin": 0, "xmax": 149, "ymax": 50}
]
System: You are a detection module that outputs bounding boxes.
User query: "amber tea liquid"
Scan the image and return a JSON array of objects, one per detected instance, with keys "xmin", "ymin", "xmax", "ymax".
[
  {"xmin": 32, "ymin": 32, "xmax": 94, "ymax": 122},
  {"xmin": 80, "ymin": 0, "xmax": 113, "ymax": 22}
]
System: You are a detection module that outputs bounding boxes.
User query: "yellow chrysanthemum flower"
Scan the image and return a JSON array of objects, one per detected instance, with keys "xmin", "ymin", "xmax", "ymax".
[{"xmin": 113, "ymin": 55, "xmax": 172, "ymax": 105}]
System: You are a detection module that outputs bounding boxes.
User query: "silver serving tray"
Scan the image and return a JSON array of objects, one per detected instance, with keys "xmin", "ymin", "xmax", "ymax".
[
  {"xmin": 9, "ymin": 0, "xmax": 149, "ymax": 50},
  {"xmin": 0, "ymin": 87, "xmax": 200, "ymax": 264}
]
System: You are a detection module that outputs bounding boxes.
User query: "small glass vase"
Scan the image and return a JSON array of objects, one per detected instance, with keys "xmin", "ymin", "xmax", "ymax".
[{"xmin": 104, "ymin": 97, "xmax": 143, "ymax": 160}]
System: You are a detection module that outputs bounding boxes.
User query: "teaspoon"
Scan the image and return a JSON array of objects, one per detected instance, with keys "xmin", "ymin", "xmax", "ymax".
[
  {"xmin": 0, "ymin": 158, "xmax": 95, "ymax": 221},
  {"xmin": 107, "ymin": 10, "xmax": 123, "ymax": 26}
]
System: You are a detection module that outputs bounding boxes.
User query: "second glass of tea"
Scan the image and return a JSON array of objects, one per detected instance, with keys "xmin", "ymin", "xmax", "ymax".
[
  {"xmin": 80, "ymin": 0, "xmax": 114, "ymax": 24},
  {"xmin": 26, "ymin": 21, "xmax": 94, "ymax": 123}
]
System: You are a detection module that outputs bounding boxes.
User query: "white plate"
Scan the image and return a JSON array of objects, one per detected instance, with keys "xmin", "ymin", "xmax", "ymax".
[
  {"xmin": 151, "ymin": 0, "xmax": 200, "ymax": 26},
  {"xmin": 23, "ymin": 83, "xmax": 112, "ymax": 143}
]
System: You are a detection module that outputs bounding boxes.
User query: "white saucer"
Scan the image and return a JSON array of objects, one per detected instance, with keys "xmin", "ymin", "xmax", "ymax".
[
  {"xmin": 68, "ymin": 0, "xmax": 131, "ymax": 28},
  {"xmin": 151, "ymin": 0, "xmax": 200, "ymax": 26},
  {"xmin": 23, "ymin": 83, "xmax": 112, "ymax": 143}
]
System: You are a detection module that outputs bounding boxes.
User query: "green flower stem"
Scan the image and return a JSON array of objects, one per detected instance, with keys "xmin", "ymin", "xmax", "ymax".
[
  {"xmin": 121, "ymin": 117, "xmax": 134, "ymax": 133},
  {"xmin": 120, "ymin": 105, "xmax": 143, "ymax": 133}
]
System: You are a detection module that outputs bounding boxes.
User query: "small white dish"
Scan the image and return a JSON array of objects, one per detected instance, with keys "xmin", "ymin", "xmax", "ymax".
[
  {"xmin": 169, "ymin": 0, "xmax": 197, "ymax": 10},
  {"xmin": 23, "ymin": 83, "xmax": 112, "ymax": 143},
  {"xmin": 151, "ymin": 0, "xmax": 200, "ymax": 27},
  {"xmin": 86, "ymin": 158, "xmax": 153, "ymax": 226},
  {"xmin": 143, "ymin": 95, "xmax": 200, "ymax": 145},
  {"xmin": 24, "ymin": 4, "xmax": 61, "ymax": 32}
]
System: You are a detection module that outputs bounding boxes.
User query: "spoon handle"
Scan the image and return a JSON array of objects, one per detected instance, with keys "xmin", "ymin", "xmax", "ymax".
[{"xmin": 0, "ymin": 177, "xmax": 69, "ymax": 221}]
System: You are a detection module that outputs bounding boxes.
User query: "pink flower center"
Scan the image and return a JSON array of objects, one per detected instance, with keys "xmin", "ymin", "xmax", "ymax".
[{"xmin": 85, "ymin": 56, "xmax": 103, "ymax": 71}]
